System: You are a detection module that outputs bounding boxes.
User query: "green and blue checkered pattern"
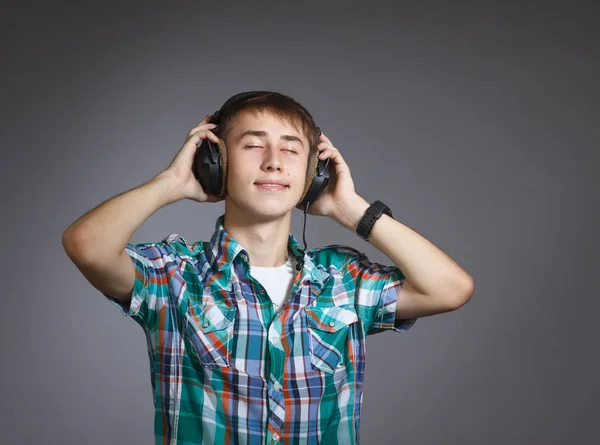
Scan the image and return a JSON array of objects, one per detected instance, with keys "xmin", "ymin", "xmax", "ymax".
[{"xmin": 103, "ymin": 213, "xmax": 417, "ymax": 444}]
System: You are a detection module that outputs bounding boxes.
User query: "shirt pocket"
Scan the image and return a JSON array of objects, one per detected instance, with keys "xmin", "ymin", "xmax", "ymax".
[
  {"xmin": 304, "ymin": 305, "xmax": 359, "ymax": 374},
  {"xmin": 184, "ymin": 302, "xmax": 236, "ymax": 368}
]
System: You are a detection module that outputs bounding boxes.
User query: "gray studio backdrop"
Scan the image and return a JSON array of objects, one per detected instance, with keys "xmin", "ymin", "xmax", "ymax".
[{"xmin": 3, "ymin": 1, "xmax": 598, "ymax": 444}]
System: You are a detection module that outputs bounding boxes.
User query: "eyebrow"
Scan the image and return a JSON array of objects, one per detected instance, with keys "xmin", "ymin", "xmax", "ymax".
[{"xmin": 237, "ymin": 130, "xmax": 304, "ymax": 147}]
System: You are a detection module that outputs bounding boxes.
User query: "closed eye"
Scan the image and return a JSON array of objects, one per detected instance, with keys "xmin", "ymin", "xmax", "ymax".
[{"xmin": 246, "ymin": 145, "xmax": 298, "ymax": 154}]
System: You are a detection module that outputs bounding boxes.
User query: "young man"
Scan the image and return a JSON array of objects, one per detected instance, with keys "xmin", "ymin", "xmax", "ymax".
[{"xmin": 62, "ymin": 91, "xmax": 474, "ymax": 444}]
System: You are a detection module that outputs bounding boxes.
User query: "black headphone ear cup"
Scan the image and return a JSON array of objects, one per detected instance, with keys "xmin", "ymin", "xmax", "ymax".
[
  {"xmin": 193, "ymin": 137, "xmax": 223, "ymax": 196},
  {"xmin": 299, "ymin": 154, "xmax": 330, "ymax": 208}
]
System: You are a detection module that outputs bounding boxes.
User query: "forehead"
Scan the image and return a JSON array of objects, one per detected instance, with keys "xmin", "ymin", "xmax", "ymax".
[{"xmin": 231, "ymin": 109, "xmax": 303, "ymax": 137}]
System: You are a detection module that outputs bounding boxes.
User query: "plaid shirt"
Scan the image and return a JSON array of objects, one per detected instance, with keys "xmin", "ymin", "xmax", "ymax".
[{"xmin": 103, "ymin": 213, "xmax": 417, "ymax": 444}]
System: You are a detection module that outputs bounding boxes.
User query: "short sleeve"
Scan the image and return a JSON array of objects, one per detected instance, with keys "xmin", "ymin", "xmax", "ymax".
[
  {"xmin": 348, "ymin": 251, "xmax": 417, "ymax": 336},
  {"xmin": 102, "ymin": 239, "xmax": 175, "ymax": 331}
]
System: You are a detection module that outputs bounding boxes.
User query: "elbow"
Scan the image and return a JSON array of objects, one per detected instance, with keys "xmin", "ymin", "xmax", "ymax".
[
  {"xmin": 62, "ymin": 227, "xmax": 91, "ymax": 262},
  {"xmin": 450, "ymin": 277, "xmax": 475, "ymax": 309},
  {"xmin": 62, "ymin": 228, "xmax": 77, "ymax": 253}
]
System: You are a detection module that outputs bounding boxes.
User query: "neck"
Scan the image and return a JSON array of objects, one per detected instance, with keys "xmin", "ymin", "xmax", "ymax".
[{"xmin": 223, "ymin": 199, "xmax": 292, "ymax": 267}]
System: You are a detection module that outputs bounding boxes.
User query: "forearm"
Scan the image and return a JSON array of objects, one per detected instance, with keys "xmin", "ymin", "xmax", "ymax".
[
  {"xmin": 62, "ymin": 172, "xmax": 181, "ymax": 262},
  {"xmin": 334, "ymin": 194, "xmax": 473, "ymax": 299}
]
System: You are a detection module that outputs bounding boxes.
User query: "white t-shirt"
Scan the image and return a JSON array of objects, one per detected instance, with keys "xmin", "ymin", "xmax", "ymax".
[{"xmin": 250, "ymin": 255, "xmax": 297, "ymax": 311}]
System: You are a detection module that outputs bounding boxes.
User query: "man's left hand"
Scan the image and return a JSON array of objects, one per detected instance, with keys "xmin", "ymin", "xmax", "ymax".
[{"xmin": 295, "ymin": 132, "xmax": 361, "ymax": 219}]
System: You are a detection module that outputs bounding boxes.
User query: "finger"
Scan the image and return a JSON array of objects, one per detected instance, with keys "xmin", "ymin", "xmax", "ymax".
[
  {"xmin": 191, "ymin": 129, "xmax": 219, "ymax": 144},
  {"xmin": 197, "ymin": 113, "xmax": 213, "ymax": 126},
  {"xmin": 319, "ymin": 148, "xmax": 333, "ymax": 159},
  {"xmin": 320, "ymin": 148, "xmax": 344, "ymax": 163},
  {"xmin": 318, "ymin": 140, "xmax": 336, "ymax": 150},
  {"xmin": 318, "ymin": 144, "xmax": 337, "ymax": 155},
  {"xmin": 319, "ymin": 132, "xmax": 332, "ymax": 144},
  {"xmin": 200, "ymin": 129, "xmax": 219, "ymax": 143},
  {"xmin": 188, "ymin": 123, "xmax": 217, "ymax": 137}
]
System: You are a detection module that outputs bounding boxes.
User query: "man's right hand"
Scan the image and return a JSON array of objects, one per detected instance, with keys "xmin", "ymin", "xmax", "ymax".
[{"xmin": 160, "ymin": 114, "xmax": 224, "ymax": 203}]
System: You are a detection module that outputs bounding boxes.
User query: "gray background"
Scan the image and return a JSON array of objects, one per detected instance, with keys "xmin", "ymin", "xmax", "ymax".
[{"xmin": 2, "ymin": 0, "xmax": 598, "ymax": 443}]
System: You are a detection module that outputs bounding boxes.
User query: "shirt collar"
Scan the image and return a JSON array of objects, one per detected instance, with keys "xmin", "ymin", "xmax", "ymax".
[{"xmin": 206, "ymin": 213, "xmax": 331, "ymax": 287}]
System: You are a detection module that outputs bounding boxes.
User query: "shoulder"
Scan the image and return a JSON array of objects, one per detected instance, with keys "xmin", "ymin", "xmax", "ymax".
[
  {"xmin": 310, "ymin": 244, "xmax": 364, "ymax": 272},
  {"xmin": 162, "ymin": 234, "xmax": 208, "ymax": 259},
  {"xmin": 128, "ymin": 233, "xmax": 205, "ymax": 262}
]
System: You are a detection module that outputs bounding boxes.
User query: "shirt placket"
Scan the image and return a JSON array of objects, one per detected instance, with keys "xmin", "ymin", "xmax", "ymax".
[
  {"xmin": 243, "ymin": 248, "xmax": 318, "ymax": 444},
  {"xmin": 256, "ymin": 270, "xmax": 310, "ymax": 444}
]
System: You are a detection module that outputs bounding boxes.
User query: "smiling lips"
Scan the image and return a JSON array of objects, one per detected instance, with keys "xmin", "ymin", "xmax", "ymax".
[
  {"xmin": 255, "ymin": 183, "xmax": 289, "ymax": 190},
  {"xmin": 254, "ymin": 179, "xmax": 289, "ymax": 190}
]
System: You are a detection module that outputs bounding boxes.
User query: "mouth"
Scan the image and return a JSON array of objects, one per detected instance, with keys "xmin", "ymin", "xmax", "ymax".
[{"xmin": 254, "ymin": 182, "xmax": 290, "ymax": 191}]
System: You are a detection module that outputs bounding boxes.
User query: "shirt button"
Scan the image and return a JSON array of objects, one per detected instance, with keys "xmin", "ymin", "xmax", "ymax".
[
  {"xmin": 273, "ymin": 382, "xmax": 281, "ymax": 391},
  {"xmin": 202, "ymin": 322, "xmax": 209, "ymax": 328},
  {"xmin": 273, "ymin": 433, "xmax": 280, "ymax": 441},
  {"xmin": 329, "ymin": 321, "xmax": 336, "ymax": 327},
  {"xmin": 259, "ymin": 288, "xmax": 266, "ymax": 294},
  {"xmin": 303, "ymin": 279, "xmax": 310, "ymax": 285}
]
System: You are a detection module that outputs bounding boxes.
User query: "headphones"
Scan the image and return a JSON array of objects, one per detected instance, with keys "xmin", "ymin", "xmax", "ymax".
[{"xmin": 192, "ymin": 91, "xmax": 331, "ymax": 210}]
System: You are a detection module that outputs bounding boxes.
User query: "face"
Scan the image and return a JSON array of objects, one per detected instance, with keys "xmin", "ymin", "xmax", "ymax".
[{"xmin": 223, "ymin": 109, "xmax": 310, "ymax": 220}]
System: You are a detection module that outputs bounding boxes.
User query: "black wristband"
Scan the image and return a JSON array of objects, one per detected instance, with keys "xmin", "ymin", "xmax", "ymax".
[{"xmin": 356, "ymin": 200, "xmax": 393, "ymax": 241}]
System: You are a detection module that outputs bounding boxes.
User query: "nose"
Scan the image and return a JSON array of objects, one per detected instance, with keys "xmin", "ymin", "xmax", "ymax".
[{"xmin": 261, "ymin": 146, "xmax": 283, "ymax": 171}]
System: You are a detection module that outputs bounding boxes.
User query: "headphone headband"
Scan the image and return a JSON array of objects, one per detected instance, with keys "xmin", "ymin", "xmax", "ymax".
[{"xmin": 212, "ymin": 91, "xmax": 275, "ymax": 124}]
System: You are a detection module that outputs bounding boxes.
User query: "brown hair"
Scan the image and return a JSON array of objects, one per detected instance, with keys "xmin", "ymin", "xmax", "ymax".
[{"xmin": 215, "ymin": 91, "xmax": 320, "ymax": 160}]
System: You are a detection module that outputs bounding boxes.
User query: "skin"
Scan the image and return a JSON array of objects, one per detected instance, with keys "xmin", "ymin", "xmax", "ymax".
[{"xmin": 220, "ymin": 109, "xmax": 313, "ymax": 267}]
